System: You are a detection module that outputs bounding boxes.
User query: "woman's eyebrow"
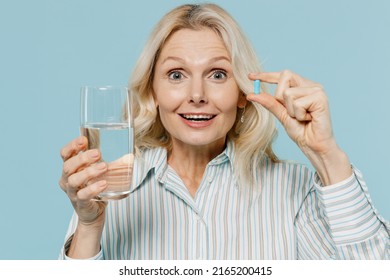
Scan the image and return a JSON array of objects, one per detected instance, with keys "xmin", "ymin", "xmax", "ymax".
[
  {"xmin": 208, "ymin": 56, "xmax": 231, "ymax": 64},
  {"xmin": 161, "ymin": 56, "xmax": 231, "ymax": 65},
  {"xmin": 161, "ymin": 56, "xmax": 185, "ymax": 64}
]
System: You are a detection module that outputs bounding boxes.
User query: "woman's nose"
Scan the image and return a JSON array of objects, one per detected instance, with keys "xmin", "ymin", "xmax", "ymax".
[{"xmin": 188, "ymin": 78, "xmax": 207, "ymax": 104}]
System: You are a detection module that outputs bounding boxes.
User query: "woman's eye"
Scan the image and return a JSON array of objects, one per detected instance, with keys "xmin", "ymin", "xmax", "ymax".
[
  {"xmin": 168, "ymin": 71, "xmax": 183, "ymax": 80},
  {"xmin": 211, "ymin": 70, "xmax": 227, "ymax": 80}
]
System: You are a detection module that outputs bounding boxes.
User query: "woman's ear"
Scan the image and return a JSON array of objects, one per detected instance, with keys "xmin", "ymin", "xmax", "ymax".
[
  {"xmin": 151, "ymin": 88, "xmax": 159, "ymax": 108},
  {"xmin": 237, "ymin": 92, "xmax": 247, "ymax": 109}
]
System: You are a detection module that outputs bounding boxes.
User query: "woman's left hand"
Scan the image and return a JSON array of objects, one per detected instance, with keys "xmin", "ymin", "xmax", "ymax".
[{"xmin": 247, "ymin": 70, "xmax": 352, "ymax": 185}]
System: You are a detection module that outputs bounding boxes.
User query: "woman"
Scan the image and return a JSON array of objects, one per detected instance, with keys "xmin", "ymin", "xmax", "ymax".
[{"xmin": 58, "ymin": 3, "xmax": 389, "ymax": 259}]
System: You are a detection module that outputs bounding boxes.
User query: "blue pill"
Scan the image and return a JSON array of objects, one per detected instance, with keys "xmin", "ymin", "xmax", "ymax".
[{"xmin": 254, "ymin": 80, "xmax": 261, "ymax": 94}]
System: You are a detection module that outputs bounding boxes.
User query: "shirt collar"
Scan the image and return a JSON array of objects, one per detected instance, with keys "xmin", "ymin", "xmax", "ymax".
[
  {"xmin": 212, "ymin": 139, "xmax": 235, "ymax": 165},
  {"xmin": 130, "ymin": 140, "xmax": 235, "ymax": 193},
  {"xmin": 130, "ymin": 146, "xmax": 168, "ymax": 193}
]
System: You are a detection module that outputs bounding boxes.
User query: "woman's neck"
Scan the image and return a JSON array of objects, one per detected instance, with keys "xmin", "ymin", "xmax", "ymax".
[{"xmin": 167, "ymin": 139, "xmax": 226, "ymax": 197}]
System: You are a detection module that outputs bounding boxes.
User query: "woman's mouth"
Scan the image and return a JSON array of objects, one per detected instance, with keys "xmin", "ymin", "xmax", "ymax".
[{"xmin": 179, "ymin": 114, "xmax": 216, "ymax": 121}]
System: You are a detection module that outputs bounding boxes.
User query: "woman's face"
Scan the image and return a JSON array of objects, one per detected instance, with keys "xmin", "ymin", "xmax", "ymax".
[{"xmin": 153, "ymin": 28, "xmax": 246, "ymax": 150}]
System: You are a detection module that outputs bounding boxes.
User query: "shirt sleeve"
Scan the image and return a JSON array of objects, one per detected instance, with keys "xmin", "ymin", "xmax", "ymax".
[
  {"xmin": 58, "ymin": 212, "xmax": 104, "ymax": 260},
  {"xmin": 295, "ymin": 166, "xmax": 390, "ymax": 259}
]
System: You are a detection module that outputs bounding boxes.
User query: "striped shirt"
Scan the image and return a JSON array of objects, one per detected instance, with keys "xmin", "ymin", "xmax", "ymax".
[{"xmin": 60, "ymin": 141, "xmax": 390, "ymax": 259}]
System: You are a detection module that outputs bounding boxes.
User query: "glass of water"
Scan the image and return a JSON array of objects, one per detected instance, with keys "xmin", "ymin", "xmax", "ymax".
[{"xmin": 80, "ymin": 86, "xmax": 134, "ymax": 200}]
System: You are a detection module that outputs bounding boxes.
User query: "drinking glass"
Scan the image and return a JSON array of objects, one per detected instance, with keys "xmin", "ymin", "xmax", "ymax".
[{"xmin": 80, "ymin": 86, "xmax": 134, "ymax": 200}]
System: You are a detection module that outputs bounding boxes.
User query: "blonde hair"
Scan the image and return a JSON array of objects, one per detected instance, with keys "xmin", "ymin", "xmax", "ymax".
[{"xmin": 129, "ymin": 3, "xmax": 278, "ymax": 187}]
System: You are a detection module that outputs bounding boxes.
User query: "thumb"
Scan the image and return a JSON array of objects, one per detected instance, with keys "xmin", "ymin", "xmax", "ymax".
[{"xmin": 247, "ymin": 93, "xmax": 288, "ymax": 126}]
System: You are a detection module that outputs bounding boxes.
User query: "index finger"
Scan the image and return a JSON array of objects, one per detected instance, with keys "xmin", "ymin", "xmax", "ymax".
[
  {"xmin": 60, "ymin": 136, "xmax": 88, "ymax": 161},
  {"xmin": 248, "ymin": 72, "xmax": 281, "ymax": 84},
  {"xmin": 249, "ymin": 71, "xmax": 317, "ymax": 88}
]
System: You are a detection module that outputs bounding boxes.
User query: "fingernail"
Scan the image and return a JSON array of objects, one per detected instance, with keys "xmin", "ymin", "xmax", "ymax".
[
  {"xmin": 91, "ymin": 150, "xmax": 100, "ymax": 158},
  {"xmin": 77, "ymin": 138, "xmax": 84, "ymax": 146},
  {"xmin": 96, "ymin": 162, "xmax": 106, "ymax": 169},
  {"xmin": 97, "ymin": 180, "xmax": 107, "ymax": 188}
]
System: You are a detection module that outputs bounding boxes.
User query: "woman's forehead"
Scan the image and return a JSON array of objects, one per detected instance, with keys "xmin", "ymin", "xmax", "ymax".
[{"xmin": 158, "ymin": 28, "xmax": 230, "ymax": 62}]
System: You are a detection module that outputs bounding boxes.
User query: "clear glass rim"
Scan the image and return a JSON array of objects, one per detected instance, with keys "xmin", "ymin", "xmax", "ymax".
[
  {"xmin": 80, "ymin": 85, "xmax": 132, "ymax": 127},
  {"xmin": 80, "ymin": 85, "xmax": 128, "ymax": 91}
]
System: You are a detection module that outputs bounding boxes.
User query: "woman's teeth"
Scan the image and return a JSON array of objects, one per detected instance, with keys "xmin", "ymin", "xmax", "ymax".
[{"xmin": 181, "ymin": 114, "xmax": 215, "ymax": 121}]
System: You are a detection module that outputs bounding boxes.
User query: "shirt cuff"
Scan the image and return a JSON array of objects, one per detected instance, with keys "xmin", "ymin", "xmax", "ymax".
[
  {"xmin": 313, "ymin": 166, "xmax": 382, "ymax": 245},
  {"xmin": 59, "ymin": 234, "xmax": 104, "ymax": 260}
]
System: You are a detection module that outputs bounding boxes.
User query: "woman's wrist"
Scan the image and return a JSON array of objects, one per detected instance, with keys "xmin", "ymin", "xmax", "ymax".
[
  {"xmin": 302, "ymin": 140, "xmax": 352, "ymax": 186},
  {"xmin": 67, "ymin": 220, "xmax": 104, "ymax": 259}
]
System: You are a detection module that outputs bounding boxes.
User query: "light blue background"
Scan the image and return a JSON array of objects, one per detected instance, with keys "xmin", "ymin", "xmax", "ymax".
[{"xmin": 0, "ymin": 0, "xmax": 389, "ymax": 259}]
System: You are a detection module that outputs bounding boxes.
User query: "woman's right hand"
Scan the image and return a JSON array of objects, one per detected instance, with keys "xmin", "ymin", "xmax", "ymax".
[{"xmin": 58, "ymin": 136, "xmax": 108, "ymax": 227}]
